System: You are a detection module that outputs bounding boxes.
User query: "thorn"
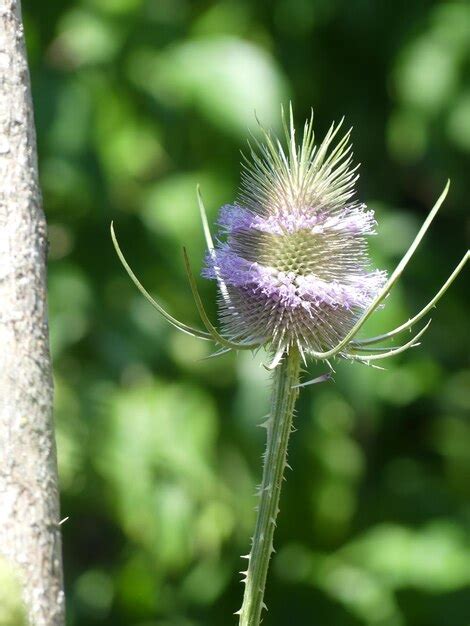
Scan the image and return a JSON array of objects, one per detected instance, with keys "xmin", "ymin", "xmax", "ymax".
[
  {"xmin": 59, "ymin": 516, "xmax": 69, "ymax": 525},
  {"xmin": 293, "ymin": 372, "xmax": 332, "ymax": 389}
]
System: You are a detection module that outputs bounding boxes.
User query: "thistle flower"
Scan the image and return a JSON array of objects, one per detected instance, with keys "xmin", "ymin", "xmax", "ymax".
[{"xmin": 111, "ymin": 107, "xmax": 468, "ymax": 626}]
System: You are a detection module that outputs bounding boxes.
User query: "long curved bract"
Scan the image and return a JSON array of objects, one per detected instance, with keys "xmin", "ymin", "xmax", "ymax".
[
  {"xmin": 344, "ymin": 319, "xmax": 431, "ymax": 362},
  {"xmin": 351, "ymin": 249, "xmax": 469, "ymax": 347},
  {"xmin": 197, "ymin": 185, "xmax": 231, "ymax": 305},
  {"xmin": 111, "ymin": 222, "xmax": 211, "ymax": 340}
]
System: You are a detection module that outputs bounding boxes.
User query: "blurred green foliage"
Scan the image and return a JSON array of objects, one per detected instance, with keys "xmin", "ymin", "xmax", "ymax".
[{"xmin": 23, "ymin": 0, "xmax": 469, "ymax": 624}]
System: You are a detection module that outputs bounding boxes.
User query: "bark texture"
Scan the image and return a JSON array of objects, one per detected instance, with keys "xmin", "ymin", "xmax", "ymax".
[{"xmin": 0, "ymin": 1, "xmax": 65, "ymax": 625}]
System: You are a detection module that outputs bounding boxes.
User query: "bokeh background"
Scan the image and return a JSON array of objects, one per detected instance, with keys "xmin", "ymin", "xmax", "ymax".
[{"xmin": 21, "ymin": 1, "xmax": 469, "ymax": 625}]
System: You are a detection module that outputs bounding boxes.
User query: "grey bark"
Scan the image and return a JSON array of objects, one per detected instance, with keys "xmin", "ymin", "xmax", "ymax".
[{"xmin": 0, "ymin": 1, "xmax": 65, "ymax": 625}]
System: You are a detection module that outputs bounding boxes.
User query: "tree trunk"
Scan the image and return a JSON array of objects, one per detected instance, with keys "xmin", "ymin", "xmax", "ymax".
[{"xmin": 0, "ymin": 1, "xmax": 65, "ymax": 625}]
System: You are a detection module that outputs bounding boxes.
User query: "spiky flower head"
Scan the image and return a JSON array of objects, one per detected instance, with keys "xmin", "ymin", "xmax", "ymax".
[{"xmin": 203, "ymin": 108, "xmax": 387, "ymax": 359}]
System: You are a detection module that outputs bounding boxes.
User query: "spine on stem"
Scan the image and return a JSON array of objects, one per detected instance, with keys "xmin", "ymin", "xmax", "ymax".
[{"xmin": 237, "ymin": 349, "xmax": 301, "ymax": 626}]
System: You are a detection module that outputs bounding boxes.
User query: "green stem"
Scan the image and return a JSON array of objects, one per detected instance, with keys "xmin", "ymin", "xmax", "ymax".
[{"xmin": 238, "ymin": 349, "xmax": 301, "ymax": 626}]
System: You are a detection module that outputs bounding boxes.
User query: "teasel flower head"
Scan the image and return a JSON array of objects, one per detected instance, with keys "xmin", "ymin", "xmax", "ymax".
[
  {"xmin": 203, "ymin": 108, "xmax": 387, "ymax": 362},
  {"xmin": 111, "ymin": 106, "xmax": 467, "ymax": 371}
]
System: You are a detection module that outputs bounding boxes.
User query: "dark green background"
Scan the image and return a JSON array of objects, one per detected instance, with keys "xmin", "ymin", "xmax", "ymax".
[{"xmin": 22, "ymin": 1, "xmax": 469, "ymax": 624}]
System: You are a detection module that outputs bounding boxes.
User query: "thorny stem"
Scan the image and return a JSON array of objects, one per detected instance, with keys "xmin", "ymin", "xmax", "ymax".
[{"xmin": 238, "ymin": 348, "xmax": 301, "ymax": 626}]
